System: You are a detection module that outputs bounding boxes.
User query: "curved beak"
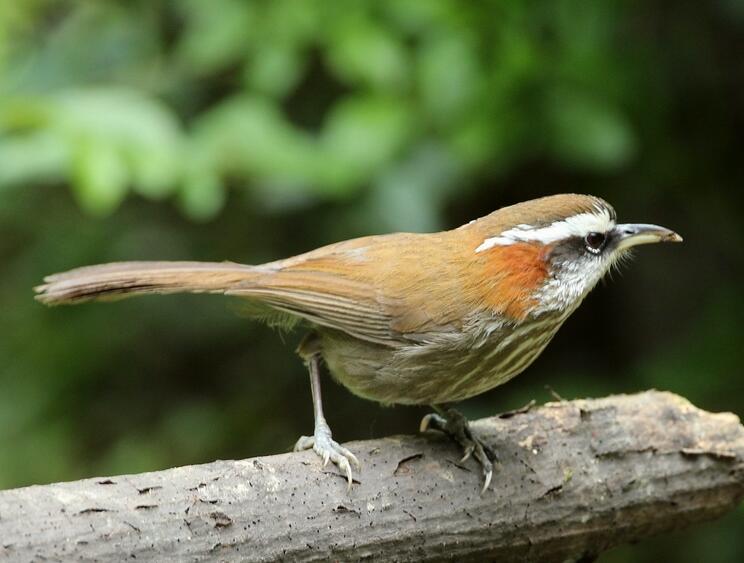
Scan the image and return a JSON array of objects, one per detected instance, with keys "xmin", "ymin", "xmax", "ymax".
[{"xmin": 613, "ymin": 223, "xmax": 683, "ymax": 252}]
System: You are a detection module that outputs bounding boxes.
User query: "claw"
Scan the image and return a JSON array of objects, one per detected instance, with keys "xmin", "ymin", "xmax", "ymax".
[
  {"xmin": 481, "ymin": 465, "xmax": 493, "ymax": 495},
  {"xmin": 340, "ymin": 458, "xmax": 353, "ymax": 490},
  {"xmin": 293, "ymin": 435, "xmax": 313, "ymax": 452},
  {"xmin": 294, "ymin": 425, "xmax": 360, "ymax": 489},
  {"xmin": 420, "ymin": 407, "xmax": 497, "ymax": 493},
  {"xmin": 419, "ymin": 413, "xmax": 433, "ymax": 433},
  {"xmin": 419, "ymin": 415, "xmax": 427, "ymax": 433},
  {"xmin": 337, "ymin": 445, "xmax": 361, "ymax": 469},
  {"xmin": 420, "ymin": 412, "xmax": 447, "ymax": 433}
]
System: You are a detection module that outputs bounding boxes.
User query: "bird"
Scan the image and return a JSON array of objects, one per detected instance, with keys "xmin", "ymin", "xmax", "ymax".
[{"xmin": 35, "ymin": 193, "xmax": 682, "ymax": 491}]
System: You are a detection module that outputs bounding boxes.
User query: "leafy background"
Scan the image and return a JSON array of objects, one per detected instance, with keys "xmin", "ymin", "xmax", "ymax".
[{"xmin": 1, "ymin": 1, "xmax": 742, "ymax": 560}]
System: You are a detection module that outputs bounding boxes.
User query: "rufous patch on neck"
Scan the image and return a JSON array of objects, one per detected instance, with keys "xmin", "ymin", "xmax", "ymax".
[{"xmin": 477, "ymin": 241, "xmax": 550, "ymax": 320}]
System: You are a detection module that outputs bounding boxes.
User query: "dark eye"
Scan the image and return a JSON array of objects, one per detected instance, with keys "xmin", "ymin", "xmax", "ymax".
[{"xmin": 584, "ymin": 232, "xmax": 606, "ymax": 253}]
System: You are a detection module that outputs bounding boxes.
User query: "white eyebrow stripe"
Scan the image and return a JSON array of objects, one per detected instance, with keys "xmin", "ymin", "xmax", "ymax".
[
  {"xmin": 475, "ymin": 236, "xmax": 515, "ymax": 252},
  {"xmin": 475, "ymin": 210, "xmax": 615, "ymax": 253}
]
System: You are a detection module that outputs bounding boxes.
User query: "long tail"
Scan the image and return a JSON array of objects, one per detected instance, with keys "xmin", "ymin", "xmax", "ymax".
[{"xmin": 35, "ymin": 261, "xmax": 261, "ymax": 305}]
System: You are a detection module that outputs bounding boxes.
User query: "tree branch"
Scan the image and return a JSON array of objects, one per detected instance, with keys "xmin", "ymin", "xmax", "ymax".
[{"xmin": 1, "ymin": 391, "xmax": 742, "ymax": 562}]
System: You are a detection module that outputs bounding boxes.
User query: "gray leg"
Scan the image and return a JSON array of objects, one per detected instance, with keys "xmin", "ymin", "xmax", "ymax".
[
  {"xmin": 421, "ymin": 406, "xmax": 495, "ymax": 493},
  {"xmin": 293, "ymin": 335, "xmax": 360, "ymax": 489}
]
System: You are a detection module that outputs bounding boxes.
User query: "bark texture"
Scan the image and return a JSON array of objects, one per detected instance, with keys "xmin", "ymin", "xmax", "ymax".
[{"xmin": 0, "ymin": 391, "xmax": 742, "ymax": 562}]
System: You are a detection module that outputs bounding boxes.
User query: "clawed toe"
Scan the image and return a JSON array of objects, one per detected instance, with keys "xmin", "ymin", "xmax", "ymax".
[
  {"xmin": 470, "ymin": 440, "xmax": 494, "ymax": 493},
  {"xmin": 420, "ymin": 407, "xmax": 496, "ymax": 493},
  {"xmin": 294, "ymin": 431, "xmax": 360, "ymax": 489},
  {"xmin": 460, "ymin": 442, "xmax": 475, "ymax": 463},
  {"xmin": 293, "ymin": 435, "xmax": 314, "ymax": 452},
  {"xmin": 420, "ymin": 412, "xmax": 447, "ymax": 433},
  {"xmin": 480, "ymin": 459, "xmax": 493, "ymax": 493}
]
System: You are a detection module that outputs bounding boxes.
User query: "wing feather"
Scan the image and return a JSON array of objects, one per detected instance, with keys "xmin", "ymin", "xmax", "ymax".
[
  {"xmin": 229, "ymin": 230, "xmax": 478, "ymax": 345},
  {"xmin": 227, "ymin": 243, "xmax": 397, "ymax": 345}
]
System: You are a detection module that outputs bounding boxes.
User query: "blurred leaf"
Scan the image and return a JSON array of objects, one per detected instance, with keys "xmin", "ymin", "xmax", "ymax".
[
  {"xmin": 194, "ymin": 93, "xmax": 414, "ymax": 197},
  {"xmin": 193, "ymin": 95, "xmax": 320, "ymax": 188},
  {"xmin": 51, "ymin": 89, "xmax": 182, "ymax": 157},
  {"xmin": 175, "ymin": 0, "xmax": 256, "ymax": 73},
  {"xmin": 367, "ymin": 142, "xmax": 461, "ymax": 232},
  {"xmin": 321, "ymin": 94, "xmax": 413, "ymax": 183},
  {"xmin": 417, "ymin": 32, "xmax": 481, "ymax": 124},
  {"xmin": 0, "ymin": 131, "xmax": 68, "ymax": 187},
  {"xmin": 0, "ymin": 88, "xmax": 184, "ymax": 207},
  {"xmin": 179, "ymin": 168, "xmax": 225, "ymax": 221},
  {"xmin": 448, "ymin": 116, "xmax": 499, "ymax": 168},
  {"xmin": 546, "ymin": 90, "xmax": 635, "ymax": 169},
  {"xmin": 2, "ymin": 2, "xmax": 160, "ymax": 93},
  {"xmin": 382, "ymin": 0, "xmax": 455, "ymax": 33},
  {"xmin": 245, "ymin": 44, "xmax": 305, "ymax": 98},
  {"xmin": 71, "ymin": 137, "xmax": 128, "ymax": 216},
  {"xmin": 260, "ymin": 0, "xmax": 319, "ymax": 45},
  {"xmin": 326, "ymin": 19, "xmax": 409, "ymax": 91}
]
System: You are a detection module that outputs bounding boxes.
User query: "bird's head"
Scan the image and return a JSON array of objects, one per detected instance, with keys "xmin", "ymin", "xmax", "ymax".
[{"xmin": 470, "ymin": 194, "xmax": 682, "ymax": 318}]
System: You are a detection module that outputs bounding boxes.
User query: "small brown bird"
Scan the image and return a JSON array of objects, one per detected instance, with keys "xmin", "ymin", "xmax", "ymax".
[{"xmin": 35, "ymin": 194, "xmax": 681, "ymax": 491}]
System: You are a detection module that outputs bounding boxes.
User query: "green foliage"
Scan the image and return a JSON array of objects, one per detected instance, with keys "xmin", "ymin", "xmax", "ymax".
[
  {"xmin": 0, "ymin": 2, "xmax": 742, "ymax": 561},
  {"xmin": 0, "ymin": 0, "xmax": 641, "ymax": 223}
]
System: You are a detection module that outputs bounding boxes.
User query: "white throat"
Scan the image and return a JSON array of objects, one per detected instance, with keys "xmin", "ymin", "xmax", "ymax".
[{"xmin": 530, "ymin": 258, "xmax": 607, "ymax": 316}]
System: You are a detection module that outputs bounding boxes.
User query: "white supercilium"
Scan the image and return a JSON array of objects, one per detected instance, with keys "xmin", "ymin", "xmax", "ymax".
[{"xmin": 475, "ymin": 208, "xmax": 615, "ymax": 253}]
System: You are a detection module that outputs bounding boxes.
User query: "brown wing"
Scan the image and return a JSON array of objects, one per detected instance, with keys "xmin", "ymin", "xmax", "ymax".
[{"xmin": 227, "ymin": 231, "xmax": 475, "ymax": 346}]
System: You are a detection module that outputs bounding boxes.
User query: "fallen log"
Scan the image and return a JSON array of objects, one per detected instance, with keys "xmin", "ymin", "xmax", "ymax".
[{"xmin": 0, "ymin": 390, "xmax": 742, "ymax": 562}]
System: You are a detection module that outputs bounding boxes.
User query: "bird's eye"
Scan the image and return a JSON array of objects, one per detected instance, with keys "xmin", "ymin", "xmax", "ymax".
[{"xmin": 584, "ymin": 232, "xmax": 606, "ymax": 253}]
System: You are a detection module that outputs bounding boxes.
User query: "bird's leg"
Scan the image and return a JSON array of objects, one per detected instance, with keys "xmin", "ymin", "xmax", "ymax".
[
  {"xmin": 293, "ymin": 334, "xmax": 360, "ymax": 489},
  {"xmin": 420, "ymin": 406, "xmax": 496, "ymax": 493}
]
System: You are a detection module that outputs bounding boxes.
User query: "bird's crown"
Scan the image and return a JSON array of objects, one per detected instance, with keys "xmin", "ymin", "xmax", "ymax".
[{"xmin": 473, "ymin": 194, "xmax": 616, "ymax": 252}]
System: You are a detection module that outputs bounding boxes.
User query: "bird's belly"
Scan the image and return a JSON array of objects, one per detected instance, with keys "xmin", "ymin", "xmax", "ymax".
[{"xmin": 320, "ymin": 317, "xmax": 565, "ymax": 406}]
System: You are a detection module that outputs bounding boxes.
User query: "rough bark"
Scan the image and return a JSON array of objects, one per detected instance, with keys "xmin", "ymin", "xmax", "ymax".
[{"xmin": 0, "ymin": 391, "xmax": 742, "ymax": 562}]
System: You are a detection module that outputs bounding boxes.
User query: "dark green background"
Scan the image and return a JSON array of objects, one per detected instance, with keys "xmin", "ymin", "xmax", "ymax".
[{"xmin": 1, "ymin": 1, "xmax": 742, "ymax": 561}]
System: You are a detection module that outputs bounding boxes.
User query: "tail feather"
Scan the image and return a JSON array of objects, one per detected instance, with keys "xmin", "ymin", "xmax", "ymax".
[{"xmin": 35, "ymin": 261, "xmax": 260, "ymax": 305}]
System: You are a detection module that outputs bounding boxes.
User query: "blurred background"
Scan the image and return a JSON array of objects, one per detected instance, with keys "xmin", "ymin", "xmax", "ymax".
[{"xmin": 0, "ymin": 1, "xmax": 742, "ymax": 560}]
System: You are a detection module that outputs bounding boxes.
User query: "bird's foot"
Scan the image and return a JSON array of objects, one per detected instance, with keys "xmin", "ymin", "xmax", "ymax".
[
  {"xmin": 420, "ymin": 408, "xmax": 496, "ymax": 493},
  {"xmin": 294, "ymin": 420, "xmax": 360, "ymax": 490}
]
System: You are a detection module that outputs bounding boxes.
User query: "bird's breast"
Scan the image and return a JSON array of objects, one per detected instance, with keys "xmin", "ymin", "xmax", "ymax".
[{"xmin": 320, "ymin": 311, "xmax": 569, "ymax": 406}]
